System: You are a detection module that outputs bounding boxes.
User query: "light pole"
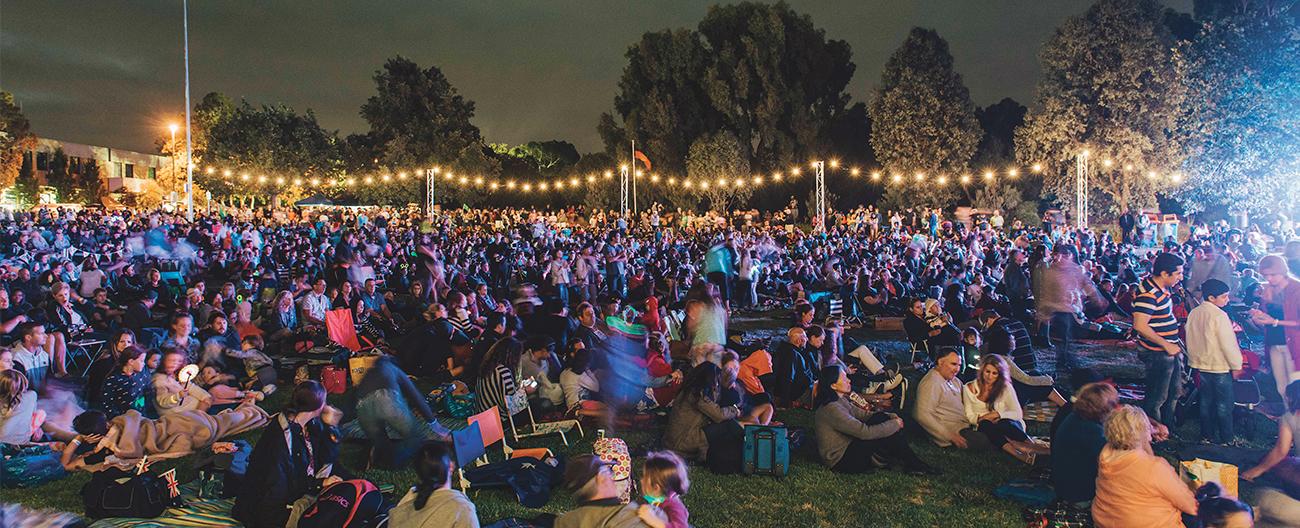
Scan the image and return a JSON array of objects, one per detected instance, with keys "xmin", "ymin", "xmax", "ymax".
[
  {"xmin": 1076, "ymin": 150, "xmax": 1090, "ymax": 228},
  {"xmin": 182, "ymin": 0, "xmax": 194, "ymax": 220},
  {"xmin": 168, "ymin": 123, "xmax": 178, "ymax": 200},
  {"xmin": 812, "ymin": 160, "xmax": 826, "ymax": 233}
]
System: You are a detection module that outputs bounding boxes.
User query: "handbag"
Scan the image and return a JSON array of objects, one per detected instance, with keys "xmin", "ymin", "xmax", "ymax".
[{"xmin": 81, "ymin": 468, "xmax": 175, "ymax": 519}]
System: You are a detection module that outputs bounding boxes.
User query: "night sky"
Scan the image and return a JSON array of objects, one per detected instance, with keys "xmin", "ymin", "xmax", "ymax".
[{"xmin": 1, "ymin": 0, "xmax": 1192, "ymax": 155}]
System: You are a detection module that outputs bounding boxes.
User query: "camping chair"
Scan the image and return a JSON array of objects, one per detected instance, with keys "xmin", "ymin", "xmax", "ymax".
[
  {"xmin": 324, "ymin": 308, "xmax": 378, "ymax": 353},
  {"xmin": 908, "ymin": 340, "xmax": 930, "ymax": 366},
  {"xmin": 505, "ymin": 397, "xmax": 584, "ymax": 447},
  {"xmin": 467, "ymin": 406, "xmax": 513, "ymax": 461},
  {"xmin": 451, "ymin": 421, "xmax": 486, "ymax": 489}
]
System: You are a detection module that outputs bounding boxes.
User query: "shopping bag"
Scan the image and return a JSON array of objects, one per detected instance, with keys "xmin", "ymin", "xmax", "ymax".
[
  {"xmin": 348, "ymin": 355, "xmax": 380, "ymax": 384},
  {"xmin": 1180, "ymin": 458, "xmax": 1238, "ymax": 497}
]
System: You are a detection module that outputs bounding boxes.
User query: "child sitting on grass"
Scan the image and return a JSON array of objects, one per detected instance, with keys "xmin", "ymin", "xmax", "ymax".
[{"xmin": 637, "ymin": 451, "xmax": 691, "ymax": 528}]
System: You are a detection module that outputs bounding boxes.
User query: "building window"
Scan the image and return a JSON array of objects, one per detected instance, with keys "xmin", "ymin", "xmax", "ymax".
[
  {"xmin": 149, "ymin": 167, "xmax": 157, "ymax": 179},
  {"xmin": 125, "ymin": 164, "xmax": 134, "ymax": 178},
  {"xmin": 113, "ymin": 162, "xmax": 125, "ymax": 178},
  {"xmin": 36, "ymin": 152, "xmax": 49, "ymax": 171}
]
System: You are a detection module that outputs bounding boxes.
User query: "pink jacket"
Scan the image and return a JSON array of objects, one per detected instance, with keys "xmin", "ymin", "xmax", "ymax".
[
  {"xmin": 1278, "ymin": 281, "xmax": 1300, "ymax": 366},
  {"xmin": 1092, "ymin": 447, "xmax": 1196, "ymax": 528}
]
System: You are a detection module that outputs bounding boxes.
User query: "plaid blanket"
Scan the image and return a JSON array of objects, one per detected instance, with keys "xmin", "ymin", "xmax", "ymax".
[{"xmin": 1023, "ymin": 402, "xmax": 1059, "ymax": 423}]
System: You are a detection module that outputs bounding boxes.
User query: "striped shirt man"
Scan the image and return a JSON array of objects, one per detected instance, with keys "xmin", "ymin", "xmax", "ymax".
[{"xmin": 1133, "ymin": 277, "xmax": 1181, "ymax": 352}]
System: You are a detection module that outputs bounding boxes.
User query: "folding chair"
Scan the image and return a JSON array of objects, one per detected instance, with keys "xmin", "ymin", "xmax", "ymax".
[
  {"xmin": 325, "ymin": 308, "xmax": 380, "ymax": 353},
  {"xmin": 505, "ymin": 398, "xmax": 583, "ymax": 446},
  {"xmin": 67, "ymin": 337, "xmax": 107, "ymax": 377},
  {"xmin": 467, "ymin": 406, "xmax": 512, "ymax": 460},
  {"xmin": 908, "ymin": 341, "xmax": 929, "ymax": 366},
  {"xmin": 451, "ymin": 422, "xmax": 486, "ymax": 489},
  {"xmin": 827, "ymin": 298, "xmax": 844, "ymax": 320}
]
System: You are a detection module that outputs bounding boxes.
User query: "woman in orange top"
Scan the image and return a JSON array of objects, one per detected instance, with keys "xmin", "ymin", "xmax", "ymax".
[
  {"xmin": 737, "ymin": 349, "xmax": 773, "ymax": 400},
  {"xmin": 1092, "ymin": 405, "xmax": 1196, "ymax": 527}
]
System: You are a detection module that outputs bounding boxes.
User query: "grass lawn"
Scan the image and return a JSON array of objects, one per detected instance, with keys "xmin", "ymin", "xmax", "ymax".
[
  {"xmin": 5, "ymin": 372, "xmax": 1030, "ymax": 527},
  {"xmin": 11, "ymin": 316, "xmax": 1271, "ymax": 527}
]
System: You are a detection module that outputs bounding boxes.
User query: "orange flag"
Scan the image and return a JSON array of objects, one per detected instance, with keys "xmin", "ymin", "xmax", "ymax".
[{"xmin": 634, "ymin": 150, "xmax": 652, "ymax": 172}]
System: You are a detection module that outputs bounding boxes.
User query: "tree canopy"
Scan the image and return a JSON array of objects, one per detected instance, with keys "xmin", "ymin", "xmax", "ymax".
[
  {"xmin": 603, "ymin": 1, "xmax": 856, "ymax": 177},
  {"xmin": 1016, "ymin": 0, "xmax": 1187, "ymax": 218},
  {"xmin": 1173, "ymin": 3, "xmax": 1300, "ymax": 214},
  {"xmin": 869, "ymin": 27, "xmax": 982, "ymax": 208},
  {"xmin": 0, "ymin": 92, "xmax": 35, "ymax": 188}
]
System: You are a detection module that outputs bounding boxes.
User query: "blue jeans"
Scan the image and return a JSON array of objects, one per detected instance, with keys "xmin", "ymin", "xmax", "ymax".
[
  {"xmin": 1046, "ymin": 312, "xmax": 1075, "ymax": 371},
  {"xmin": 1198, "ymin": 371, "xmax": 1234, "ymax": 443},
  {"xmin": 1143, "ymin": 352, "xmax": 1183, "ymax": 426},
  {"xmin": 356, "ymin": 389, "xmax": 449, "ymax": 468}
]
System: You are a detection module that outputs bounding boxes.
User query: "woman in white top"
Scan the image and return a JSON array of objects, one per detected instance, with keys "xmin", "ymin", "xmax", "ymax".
[
  {"xmin": 77, "ymin": 259, "xmax": 107, "ymax": 299},
  {"xmin": 962, "ymin": 354, "xmax": 1048, "ymax": 464},
  {"xmin": 558, "ymin": 345, "xmax": 607, "ymax": 421}
]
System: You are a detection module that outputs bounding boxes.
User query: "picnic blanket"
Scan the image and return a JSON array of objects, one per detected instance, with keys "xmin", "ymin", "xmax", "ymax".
[
  {"xmin": 1022, "ymin": 402, "xmax": 1059, "ymax": 424},
  {"xmin": 90, "ymin": 404, "xmax": 270, "ymax": 468},
  {"xmin": 88, "ymin": 483, "xmax": 236, "ymax": 528}
]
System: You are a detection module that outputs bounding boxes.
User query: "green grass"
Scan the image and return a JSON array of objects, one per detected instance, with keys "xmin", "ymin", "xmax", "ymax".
[
  {"xmin": 6, "ymin": 382, "xmax": 1033, "ymax": 527},
  {"xmin": 8, "ymin": 314, "xmax": 1181, "ymax": 527}
]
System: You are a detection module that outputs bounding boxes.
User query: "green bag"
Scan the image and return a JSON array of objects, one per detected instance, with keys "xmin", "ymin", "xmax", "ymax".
[{"xmin": 442, "ymin": 393, "xmax": 478, "ymax": 418}]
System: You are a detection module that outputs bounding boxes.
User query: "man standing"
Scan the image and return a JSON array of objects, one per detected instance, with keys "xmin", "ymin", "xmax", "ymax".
[
  {"xmin": 1186, "ymin": 279, "xmax": 1243, "ymax": 444},
  {"xmin": 1035, "ymin": 244, "xmax": 1104, "ymax": 372},
  {"xmin": 544, "ymin": 251, "xmax": 573, "ymax": 308},
  {"xmin": 1186, "ymin": 244, "xmax": 1235, "ymax": 304},
  {"xmin": 1133, "ymin": 252, "xmax": 1186, "ymax": 427}
]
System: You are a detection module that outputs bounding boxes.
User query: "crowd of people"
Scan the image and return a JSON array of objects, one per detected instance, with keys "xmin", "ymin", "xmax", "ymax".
[{"xmin": 0, "ymin": 202, "xmax": 1298, "ymax": 527}]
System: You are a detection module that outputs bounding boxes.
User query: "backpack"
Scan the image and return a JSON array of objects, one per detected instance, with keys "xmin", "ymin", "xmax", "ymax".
[{"xmin": 298, "ymin": 479, "xmax": 389, "ymax": 528}]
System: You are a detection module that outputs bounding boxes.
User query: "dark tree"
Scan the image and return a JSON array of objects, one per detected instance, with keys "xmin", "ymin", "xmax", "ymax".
[
  {"xmin": 869, "ymin": 27, "xmax": 981, "ymax": 208},
  {"xmin": 360, "ymin": 56, "xmax": 483, "ymax": 167},
  {"xmin": 974, "ymin": 98, "xmax": 1027, "ymax": 166},
  {"xmin": 45, "ymin": 149, "xmax": 74, "ymax": 202}
]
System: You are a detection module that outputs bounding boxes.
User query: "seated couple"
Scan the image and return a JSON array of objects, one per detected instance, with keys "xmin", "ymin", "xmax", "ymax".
[{"xmin": 913, "ymin": 349, "xmax": 1049, "ymax": 464}]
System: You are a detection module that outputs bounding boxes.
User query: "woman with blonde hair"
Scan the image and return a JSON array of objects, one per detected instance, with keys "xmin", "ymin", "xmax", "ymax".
[
  {"xmin": 1092, "ymin": 405, "xmax": 1196, "ymax": 527},
  {"xmin": 962, "ymin": 354, "xmax": 1046, "ymax": 464}
]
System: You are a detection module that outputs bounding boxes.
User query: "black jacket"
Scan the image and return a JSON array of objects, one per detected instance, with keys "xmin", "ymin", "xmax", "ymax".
[{"xmin": 232, "ymin": 413, "xmax": 345, "ymax": 528}]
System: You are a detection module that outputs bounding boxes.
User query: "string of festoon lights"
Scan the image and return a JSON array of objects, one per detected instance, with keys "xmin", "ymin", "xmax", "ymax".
[{"xmin": 192, "ymin": 151, "xmax": 1185, "ymax": 194}]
